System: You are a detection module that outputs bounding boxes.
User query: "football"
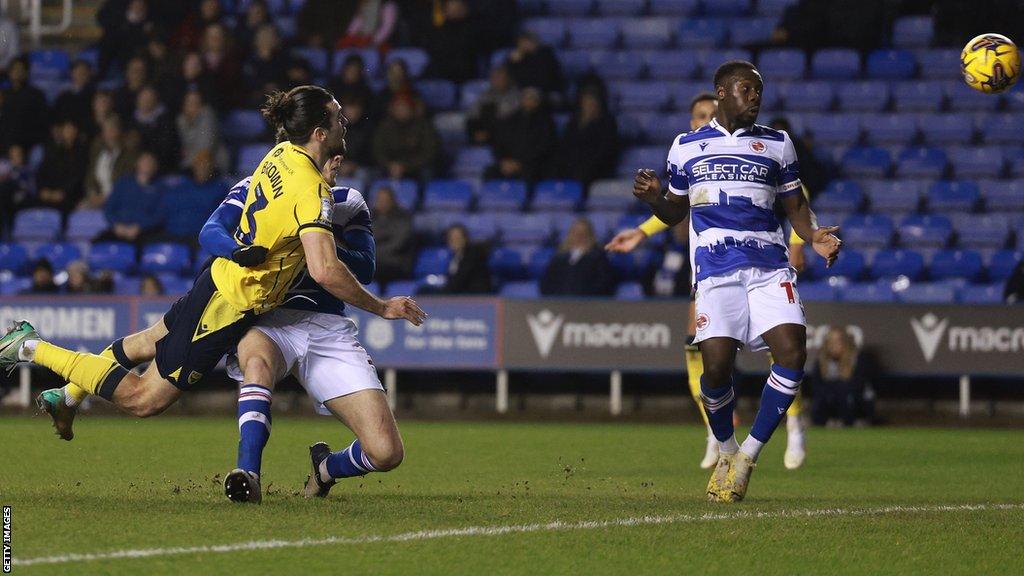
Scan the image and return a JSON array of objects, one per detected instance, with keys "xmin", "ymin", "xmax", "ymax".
[{"xmin": 960, "ymin": 33, "xmax": 1020, "ymax": 93}]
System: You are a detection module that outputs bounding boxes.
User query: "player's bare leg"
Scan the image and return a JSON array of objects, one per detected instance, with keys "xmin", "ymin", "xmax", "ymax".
[
  {"xmin": 698, "ymin": 336, "xmax": 741, "ymax": 501},
  {"xmin": 306, "ymin": 389, "xmax": 404, "ymax": 498},
  {"xmin": 225, "ymin": 329, "xmax": 286, "ymax": 504}
]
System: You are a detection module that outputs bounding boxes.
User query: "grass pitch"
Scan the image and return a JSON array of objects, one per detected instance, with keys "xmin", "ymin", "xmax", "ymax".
[{"xmin": 2, "ymin": 416, "xmax": 1022, "ymax": 575}]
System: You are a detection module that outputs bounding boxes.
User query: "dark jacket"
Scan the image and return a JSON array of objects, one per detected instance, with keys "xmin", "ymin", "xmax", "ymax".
[
  {"xmin": 444, "ymin": 243, "xmax": 493, "ymax": 294},
  {"xmin": 557, "ymin": 113, "xmax": 619, "ymax": 185},
  {"xmin": 0, "ymin": 83, "xmax": 48, "ymax": 148},
  {"xmin": 372, "ymin": 116, "xmax": 439, "ymax": 178},
  {"xmin": 506, "ymin": 46, "xmax": 564, "ymax": 96},
  {"xmin": 490, "ymin": 107, "xmax": 556, "ymax": 182},
  {"xmin": 540, "ymin": 247, "xmax": 616, "ymax": 296}
]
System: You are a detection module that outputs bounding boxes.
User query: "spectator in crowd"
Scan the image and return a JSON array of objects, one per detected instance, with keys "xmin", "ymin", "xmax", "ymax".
[
  {"xmin": 329, "ymin": 54, "xmax": 377, "ymax": 111},
  {"xmin": 1004, "ymin": 261, "xmax": 1024, "ymax": 304},
  {"xmin": 200, "ymin": 23, "xmax": 243, "ymax": 109},
  {"xmin": 540, "ymin": 218, "xmax": 615, "ymax": 296},
  {"xmin": 0, "ymin": 145, "xmax": 35, "ymax": 232},
  {"xmin": 371, "ymin": 186, "xmax": 415, "ymax": 285},
  {"xmin": 34, "ymin": 120, "xmax": 90, "ymax": 215},
  {"xmin": 505, "ymin": 30, "xmax": 565, "ymax": 105},
  {"xmin": 1, "ymin": 56, "xmax": 48, "ymax": 149},
  {"xmin": 440, "ymin": 224, "xmax": 492, "ymax": 294},
  {"xmin": 769, "ymin": 117, "xmax": 828, "ymax": 197},
  {"xmin": 337, "ymin": 0, "xmax": 398, "ymax": 49},
  {"xmin": 144, "ymin": 34, "xmax": 177, "ymax": 91},
  {"xmin": 283, "ymin": 58, "xmax": 314, "ymax": 91},
  {"xmin": 651, "ymin": 223, "xmax": 692, "ymax": 298},
  {"xmin": 131, "ymin": 85, "xmax": 180, "ymax": 172},
  {"xmin": 242, "ymin": 24, "xmax": 292, "ymax": 107},
  {"xmin": 0, "ymin": 6, "xmax": 20, "ymax": 75},
  {"xmin": 376, "ymin": 59, "xmax": 419, "ymax": 119},
  {"xmin": 53, "ymin": 60, "xmax": 97, "ymax": 134},
  {"xmin": 810, "ymin": 327, "xmax": 874, "ymax": 427},
  {"xmin": 486, "ymin": 87, "xmax": 555, "ymax": 183},
  {"xmin": 22, "ymin": 259, "xmax": 58, "ymax": 294},
  {"xmin": 99, "ymin": 151, "xmax": 163, "ymax": 244},
  {"xmin": 90, "ymin": 90, "xmax": 118, "ymax": 136},
  {"xmin": 157, "ymin": 149, "xmax": 223, "ymax": 247},
  {"xmin": 140, "ymin": 274, "xmax": 165, "ymax": 296},
  {"xmin": 296, "ymin": 0, "xmax": 354, "ymax": 48},
  {"xmin": 176, "ymin": 90, "xmax": 227, "ymax": 173},
  {"xmin": 234, "ymin": 0, "xmax": 271, "ymax": 53},
  {"xmin": 372, "ymin": 94, "xmax": 439, "ymax": 181},
  {"xmin": 338, "ymin": 98, "xmax": 374, "ymax": 178},
  {"xmin": 64, "ymin": 260, "xmax": 113, "ymax": 295},
  {"xmin": 173, "ymin": 0, "xmax": 223, "ymax": 52},
  {"xmin": 472, "ymin": 0, "xmax": 520, "ymax": 55},
  {"xmin": 96, "ymin": 0, "xmax": 157, "ymax": 75},
  {"xmin": 114, "ymin": 56, "xmax": 149, "ymax": 120},
  {"xmin": 556, "ymin": 88, "xmax": 619, "ymax": 187},
  {"xmin": 165, "ymin": 51, "xmax": 220, "ymax": 113},
  {"xmin": 466, "ymin": 65, "xmax": 521, "ymax": 145},
  {"xmin": 422, "ymin": 0, "xmax": 480, "ymax": 82},
  {"xmin": 84, "ymin": 115, "xmax": 139, "ymax": 209}
]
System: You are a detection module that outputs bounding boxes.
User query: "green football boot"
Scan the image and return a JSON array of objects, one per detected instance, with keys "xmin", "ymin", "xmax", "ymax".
[
  {"xmin": 0, "ymin": 320, "xmax": 37, "ymax": 375},
  {"xmin": 36, "ymin": 388, "xmax": 78, "ymax": 441}
]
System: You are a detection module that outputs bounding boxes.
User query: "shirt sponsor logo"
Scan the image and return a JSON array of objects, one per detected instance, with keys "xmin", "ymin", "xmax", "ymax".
[{"xmin": 690, "ymin": 155, "xmax": 770, "ymax": 184}]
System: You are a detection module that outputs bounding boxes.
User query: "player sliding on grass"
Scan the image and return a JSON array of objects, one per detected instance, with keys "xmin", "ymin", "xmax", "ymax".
[
  {"xmin": 1, "ymin": 86, "xmax": 425, "ymax": 444},
  {"xmin": 607, "ymin": 92, "xmax": 808, "ymax": 471},
  {"xmin": 632, "ymin": 61, "xmax": 841, "ymax": 502}
]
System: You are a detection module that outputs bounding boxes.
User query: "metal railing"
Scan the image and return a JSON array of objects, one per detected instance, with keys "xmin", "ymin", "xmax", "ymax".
[{"xmin": 1, "ymin": 0, "xmax": 73, "ymax": 44}]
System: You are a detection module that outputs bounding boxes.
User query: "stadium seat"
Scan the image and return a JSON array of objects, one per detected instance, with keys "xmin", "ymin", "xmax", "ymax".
[
  {"xmin": 527, "ymin": 247, "xmax": 556, "ymax": 278},
  {"xmin": 697, "ymin": 49, "xmax": 753, "ymax": 80},
  {"xmin": 489, "ymin": 247, "xmax": 530, "ymax": 281},
  {"xmin": 702, "ymin": 0, "xmax": 751, "ymax": 15},
  {"xmin": 462, "ymin": 213, "xmax": 499, "ymax": 242},
  {"xmin": 451, "ymin": 147, "xmax": 494, "ymax": 178},
  {"xmin": 369, "ymin": 179, "xmax": 419, "ymax": 210},
  {"xmin": 114, "ymin": 276, "xmax": 141, "ymax": 296},
  {"xmin": 617, "ymin": 113, "xmax": 647, "ymax": 144},
  {"xmin": 981, "ymin": 113, "xmax": 1024, "ymax": 145},
  {"xmin": 523, "ymin": 18, "xmax": 568, "ymax": 47},
  {"xmin": 586, "ymin": 212, "xmax": 621, "ymax": 242},
  {"xmin": 757, "ymin": 49, "xmax": 806, "ymax": 80},
  {"xmin": 899, "ymin": 214, "xmax": 952, "ymax": 248},
  {"xmin": 587, "ymin": 179, "xmax": 636, "ymax": 211},
  {"xmin": 140, "ymin": 243, "xmax": 191, "ymax": 275},
  {"xmin": 893, "ymin": 16, "xmax": 934, "ymax": 48},
  {"xmin": 805, "ymin": 113, "xmax": 858, "ymax": 145},
  {"xmin": 29, "ymin": 49, "xmax": 70, "ymax": 82},
  {"xmin": 958, "ymin": 283, "xmax": 1004, "ymax": 304},
  {"xmin": 0, "ymin": 277, "xmax": 32, "ymax": 295},
  {"xmin": 532, "ymin": 180, "xmax": 583, "ymax": 211},
  {"xmin": 797, "ymin": 280, "xmax": 840, "ymax": 302},
  {"xmin": 898, "ymin": 283, "xmax": 956, "ymax": 303},
  {"xmin": 842, "ymin": 214, "xmax": 895, "ymax": 248},
  {"xmin": 569, "ymin": 19, "xmax": 622, "ymax": 49},
  {"xmin": 893, "ymin": 81, "xmax": 944, "ymax": 112},
  {"xmin": 840, "ymin": 147, "xmax": 892, "ymax": 178},
  {"xmin": 944, "ymin": 81, "xmax": 1001, "ymax": 112},
  {"xmin": 477, "ymin": 180, "xmax": 528, "ymax": 211},
  {"xmin": 842, "ymin": 282, "xmax": 896, "ymax": 303},
  {"xmin": 13, "ymin": 208, "xmax": 62, "ymax": 242},
  {"xmin": 808, "ymin": 249, "xmax": 865, "ymax": 281},
  {"xmin": 548, "ymin": 0, "xmax": 594, "ymax": 15},
  {"xmin": 914, "ymin": 49, "xmax": 960, "ymax": 79},
  {"xmin": 621, "ymin": 18, "xmax": 674, "ymax": 49},
  {"xmin": 896, "ymin": 147, "xmax": 947, "ymax": 179},
  {"xmin": 667, "ymin": 81, "xmax": 707, "ymax": 109},
  {"xmin": 612, "ymin": 81, "xmax": 672, "ymax": 111},
  {"xmin": 434, "ymin": 111, "xmax": 468, "ymax": 150},
  {"xmin": 926, "ymin": 180, "xmax": 980, "ymax": 212},
  {"xmin": 413, "ymin": 248, "xmax": 452, "ymax": 279},
  {"xmin": 414, "ymin": 212, "xmax": 462, "ymax": 240},
  {"xmin": 290, "ymin": 47, "xmax": 328, "ymax": 76},
  {"xmin": 639, "ymin": 111, "xmax": 688, "ymax": 145},
  {"xmin": 815, "ymin": 181, "xmax": 864, "ymax": 212},
  {"xmin": 870, "ymin": 249, "xmax": 925, "ymax": 280},
  {"xmin": 609, "ymin": 248, "xmax": 661, "ymax": 281},
  {"xmin": 497, "ymin": 213, "xmax": 553, "ymax": 244},
  {"xmin": 987, "ymin": 250, "xmax": 1023, "ymax": 281},
  {"xmin": 1009, "ymin": 148, "xmax": 1024, "ymax": 179},
  {"xmin": 950, "ymin": 214, "xmax": 1010, "ymax": 249},
  {"xmin": 589, "ymin": 50, "xmax": 646, "ymax": 80},
  {"xmin": 423, "ymin": 180, "xmax": 474, "ymax": 212},
  {"xmin": 615, "ymin": 282, "xmax": 645, "ymax": 300},
  {"xmin": 756, "ymin": 0, "xmax": 799, "ymax": 16},
  {"xmin": 65, "ymin": 209, "xmax": 108, "ymax": 242},
  {"xmin": 384, "ymin": 280, "xmax": 420, "ymax": 297},
  {"xmin": 729, "ymin": 18, "xmax": 777, "ymax": 46},
  {"xmin": 416, "ymin": 80, "xmax": 458, "ymax": 110},
  {"xmin": 0, "ymin": 243, "xmax": 29, "ymax": 274},
  {"xmin": 618, "ymin": 146, "xmax": 668, "ymax": 177},
  {"xmin": 677, "ymin": 19, "xmax": 727, "ymax": 48},
  {"xmin": 88, "ymin": 242, "xmax": 137, "ymax": 273},
  {"xmin": 222, "ymin": 110, "xmax": 268, "ymax": 142},
  {"xmin": 34, "ymin": 243, "xmax": 82, "ymax": 271},
  {"xmin": 836, "ymin": 81, "xmax": 890, "ymax": 112},
  {"xmin": 556, "ymin": 49, "xmax": 593, "ymax": 78},
  {"xmin": 947, "ymin": 146, "xmax": 1005, "ymax": 179},
  {"xmin": 384, "ymin": 48, "xmax": 429, "ymax": 78},
  {"xmin": 863, "ymin": 180, "xmax": 922, "ymax": 214},
  {"xmin": 780, "ymin": 81, "xmax": 834, "ymax": 111},
  {"xmin": 979, "ymin": 180, "xmax": 1024, "ymax": 211},
  {"xmin": 643, "ymin": 50, "xmax": 699, "ymax": 80},
  {"xmin": 236, "ymin": 143, "xmax": 272, "ymax": 175},
  {"xmin": 863, "ymin": 113, "xmax": 917, "ymax": 145},
  {"xmin": 811, "ymin": 49, "xmax": 860, "ymax": 80},
  {"xmin": 930, "ymin": 249, "xmax": 983, "ymax": 282},
  {"xmin": 865, "ymin": 49, "xmax": 916, "ymax": 79},
  {"xmin": 596, "ymin": 0, "xmax": 645, "ymax": 15},
  {"xmin": 500, "ymin": 280, "xmax": 540, "ymax": 298},
  {"xmin": 918, "ymin": 114, "xmax": 975, "ymax": 145}
]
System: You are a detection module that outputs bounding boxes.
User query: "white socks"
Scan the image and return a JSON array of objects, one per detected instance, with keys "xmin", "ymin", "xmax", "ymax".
[
  {"xmin": 719, "ymin": 435, "xmax": 740, "ymax": 455},
  {"xmin": 740, "ymin": 436, "xmax": 765, "ymax": 461},
  {"xmin": 18, "ymin": 339, "xmax": 38, "ymax": 362}
]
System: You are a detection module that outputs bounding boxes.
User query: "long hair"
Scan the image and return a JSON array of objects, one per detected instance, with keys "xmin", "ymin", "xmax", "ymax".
[{"xmin": 261, "ymin": 85, "xmax": 334, "ymax": 145}]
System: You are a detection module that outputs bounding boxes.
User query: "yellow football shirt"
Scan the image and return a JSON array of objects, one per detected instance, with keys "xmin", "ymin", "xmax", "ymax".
[{"xmin": 211, "ymin": 142, "xmax": 334, "ymax": 314}]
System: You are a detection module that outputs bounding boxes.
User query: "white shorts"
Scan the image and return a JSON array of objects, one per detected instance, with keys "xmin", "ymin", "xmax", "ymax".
[
  {"xmin": 227, "ymin": 309, "xmax": 383, "ymax": 415},
  {"xmin": 693, "ymin": 267, "xmax": 805, "ymax": 352}
]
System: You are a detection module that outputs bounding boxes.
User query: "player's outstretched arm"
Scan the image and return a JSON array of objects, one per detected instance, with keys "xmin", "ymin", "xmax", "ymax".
[
  {"xmin": 301, "ymin": 231, "xmax": 426, "ymax": 326},
  {"xmin": 633, "ymin": 169, "xmax": 689, "ymax": 227},
  {"xmin": 199, "ymin": 202, "xmax": 269, "ymax": 267},
  {"xmin": 781, "ymin": 192, "xmax": 841, "ymax": 267}
]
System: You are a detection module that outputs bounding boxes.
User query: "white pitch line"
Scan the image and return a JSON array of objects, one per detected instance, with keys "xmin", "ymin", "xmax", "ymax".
[{"xmin": 14, "ymin": 503, "xmax": 1023, "ymax": 567}]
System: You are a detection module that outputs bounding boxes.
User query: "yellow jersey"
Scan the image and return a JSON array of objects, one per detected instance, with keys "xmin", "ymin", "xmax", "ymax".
[{"xmin": 211, "ymin": 142, "xmax": 334, "ymax": 314}]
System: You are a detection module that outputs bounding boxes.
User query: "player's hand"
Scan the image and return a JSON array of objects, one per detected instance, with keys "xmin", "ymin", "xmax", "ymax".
[
  {"xmin": 382, "ymin": 296, "xmax": 427, "ymax": 326},
  {"xmin": 231, "ymin": 245, "xmax": 269, "ymax": 267},
  {"xmin": 604, "ymin": 228, "xmax": 648, "ymax": 253},
  {"xmin": 632, "ymin": 168, "xmax": 662, "ymax": 204},
  {"xmin": 811, "ymin": 226, "xmax": 842, "ymax": 268}
]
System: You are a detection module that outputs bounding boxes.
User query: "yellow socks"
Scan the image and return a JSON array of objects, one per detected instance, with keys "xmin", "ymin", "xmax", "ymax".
[
  {"xmin": 685, "ymin": 342, "xmax": 709, "ymax": 427},
  {"xmin": 35, "ymin": 341, "xmax": 129, "ymax": 400}
]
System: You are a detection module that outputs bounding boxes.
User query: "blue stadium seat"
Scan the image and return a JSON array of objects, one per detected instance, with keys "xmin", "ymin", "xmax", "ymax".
[
  {"xmin": 898, "ymin": 283, "xmax": 956, "ymax": 303},
  {"xmin": 893, "ymin": 16, "xmax": 934, "ymax": 48},
  {"xmin": 0, "ymin": 276, "xmax": 32, "ymax": 295},
  {"xmin": 896, "ymin": 147, "xmax": 947, "ymax": 179},
  {"xmin": 639, "ymin": 111, "xmax": 688, "ymax": 144},
  {"xmin": 13, "ymin": 208, "xmax": 62, "ymax": 242},
  {"xmin": 416, "ymin": 80, "xmax": 458, "ymax": 110},
  {"xmin": 944, "ymin": 81, "xmax": 1001, "ymax": 112},
  {"xmin": 870, "ymin": 249, "xmax": 925, "ymax": 280},
  {"xmin": 950, "ymin": 213, "xmax": 1010, "ymax": 249},
  {"xmin": 161, "ymin": 276, "xmax": 192, "ymax": 296},
  {"xmin": 0, "ymin": 243, "xmax": 29, "ymax": 274},
  {"xmin": 914, "ymin": 49, "xmax": 960, "ymax": 79},
  {"xmin": 114, "ymin": 276, "xmax": 140, "ymax": 296},
  {"xmin": 797, "ymin": 280, "xmax": 840, "ymax": 302},
  {"xmin": 414, "ymin": 212, "xmax": 462, "ymax": 240},
  {"xmin": 596, "ymin": 0, "xmax": 646, "ymax": 15},
  {"xmin": 780, "ymin": 81, "xmax": 834, "ymax": 111},
  {"xmin": 668, "ymin": 81, "xmax": 708, "ymax": 108},
  {"xmin": 979, "ymin": 180, "xmax": 1024, "ymax": 211},
  {"xmin": 863, "ymin": 113, "xmax": 917, "ymax": 145},
  {"xmin": 235, "ymin": 0, "xmax": 289, "ymax": 14},
  {"xmin": 413, "ymin": 248, "xmax": 452, "ymax": 279},
  {"xmin": 500, "ymin": 281, "xmax": 540, "ymax": 298},
  {"xmin": 29, "ymin": 49, "xmax": 70, "ymax": 82},
  {"xmin": 34, "ymin": 243, "xmax": 82, "ymax": 270},
  {"xmin": 947, "ymin": 146, "xmax": 1005, "ymax": 179},
  {"xmin": 959, "ymin": 283, "xmax": 1004, "ymax": 304},
  {"xmin": 811, "ymin": 49, "xmax": 860, "ymax": 80},
  {"xmin": 729, "ymin": 18, "xmax": 777, "ymax": 46},
  {"xmin": 462, "ymin": 213, "xmax": 499, "ymax": 242},
  {"xmin": 981, "ymin": 113, "xmax": 1024, "ymax": 144},
  {"xmin": 489, "ymin": 247, "xmax": 530, "ymax": 281},
  {"xmin": 642, "ymin": 50, "xmax": 698, "ymax": 79},
  {"xmin": 451, "ymin": 147, "xmax": 494, "ymax": 178},
  {"xmin": 548, "ymin": 0, "xmax": 594, "ymax": 15},
  {"xmin": 1009, "ymin": 148, "xmax": 1024, "ymax": 179},
  {"xmin": 434, "ymin": 111, "xmax": 468, "ymax": 151},
  {"xmin": 369, "ymin": 179, "xmax": 419, "ymax": 211},
  {"xmin": 648, "ymin": 0, "xmax": 699, "ymax": 14},
  {"xmin": 384, "ymin": 48, "xmax": 429, "ymax": 78},
  {"xmin": 617, "ymin": 146, "xmax": 669, "ymax": 177},
  {"xmin": 841, "ymin": 147, "xmax": 892, "ymax": 178},
  {"xmin": 697, "ymin": 49, "xmax": 753, "ymax": 79},
  {"xmin": 88, "ymin": 242, "xmax": 136, "ymax": 273},
  {"xmin": 703, "ymin": 0, "xmax": 751, "ymax": 15},
  {"xmin": 527, "ymin": 247, "xmax": 556, "ymax": 278},
  {"xmin": 569, "ymin": 19, "xmax": 622, "ymax": 49},
  {"xmin": 808, "ymin": 249, "xmax": 865, "ymax": 281},
  {"xmin": 899, "ymin": 214, "xmax": 952, "ymax": 248},
  {"xmin": 927, "ymin": 180, "xmax": 980, "ymax": 212},
  {"xmin": 587, "ymin": 179, "xmax": 636, "ymax": 211},
  {"xmin": 65, "ymin": 209, "xmax": 108, "ymax": 242},
  {"xmin": 918, "ymin": 114, "xmax": 975, "ymax": 145},
  {"xmin": 290, "ymin": 47, "xmax": 328, "ymax": 76},
  {"xmin": 523, "ymin": 18, "xmax": 568, "ymax": 47},
  {"xmin": 497, "ymin": 213, "xmax": 553, "ymax": 244},
  {"xmin": 815, "ymin": 180, "xmax": 864, "ymax": 212},
  {"xmin": 615, "ymin": 282, "xmax": 645, "ymax": 300},
  {"xmin": 865, "ymin": 49, "xmax": 916, "ymax": 79},
  {"xmin": 477, "ymin": 180, "xmax": 528, "ymax": 211},
  {"xmin": 863, "ymin": 180, "xmax": 922, "ymax": 214},
  {"xmin": 803, "ymin": 113, "xmax": 856, "ymax": 145},
  {"xmin": 193, "ymin": 248, "xmax": 211, "ymax": 275},
  {"xmin": 423, "ymin": 180, "xmax": 474, "ymax": 212},
  {"xmin": 533, "ymin": 180, "xmax": 583, "ymax": 211},
  {"xmin": 621, "ymin": 18, "xmax": 674, "ymax": 49},
  {"xmin": 612, "ymin": 81, "xmax": 672, "ymax": 111},
  {"xmin": 556, "ymin": 49, "xmax": 594, "ymax": 78},
  {"xmin": 987, "ymin": 250, "xmax": 1023, "ymax": 281},
  {"xmin": 384, "ymin": 280, "xmax": 421, "ymax": 297},
  {"xmin": 586, "ymin": 211, "xmax": 621, "ymax": 241},
  {"xmin": 757, "ymin": 49, "xmax": 806, "ymax": 80},
  {"xmin": 677, "ymin": 19, "xmax": 727, "ymax": 48},
  {"xmin": 842, "ymin": 282, "xmax": 895, "ymax": 303},
  {"xmin": 589, "ymin": 50, "xmax": 646, "ymax": 79},
  {"xmin": 140, "ymin": 243, "xmax": 191, "ymax": 275},
  {"xmin": 236, "ymin": 143, "xmax": 272, "ymax": 175},
  {"xmin": 609, "ymin": 249, "xmax": 661, "ymax": 281},
  {"xmin": 930, "ymin": 249, "xmax": 983, "ymax": 282},
  {"xmin": 756, "ymin": 0, "xmax": 799, "ymax": 16},
  {"xmin": 842, "ymin": 214, "xmax": 895, "ymax": 248},
  {"xmin": 893, "ymin": 81, "xmax": 944, "ymax": 112},
  {"xmin": 223, "ymin": 110, "xmax": 268, "ymax": 142},
  {"xmin": 836, "ymin": 81, "xmax": 890, "ymax": 112}
]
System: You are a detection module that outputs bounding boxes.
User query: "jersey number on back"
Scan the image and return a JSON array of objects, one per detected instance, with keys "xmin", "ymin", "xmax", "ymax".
[{"xmin": 235, "ymin": 183, "xmax": 269, "ymax": 246}]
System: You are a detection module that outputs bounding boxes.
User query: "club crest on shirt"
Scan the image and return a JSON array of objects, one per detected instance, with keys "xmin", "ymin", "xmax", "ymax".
[{"xmin": 749, "ymin": 140, "xmax": 766, "ymax": 153}]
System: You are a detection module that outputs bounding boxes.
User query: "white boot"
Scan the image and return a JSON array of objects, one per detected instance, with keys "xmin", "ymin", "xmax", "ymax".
[
  {"xmin": 700, "ymin": 435, "xmax": 719, "ymax": 469},
  {"xmin": 783, "ymin": 415, "xmax": 806, "ymax": 470}
]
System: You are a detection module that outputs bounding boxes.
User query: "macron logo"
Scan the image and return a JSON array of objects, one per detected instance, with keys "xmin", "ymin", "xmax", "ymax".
[
  {"xmin": 910, "ymin": 313, "xmax": 948, "ymax": 363},
  {"xmin": 699, "ymin": 142, "xmax": 709, "ymax": 151},
  {"xmin": 527, "ymin": 310, "xmax": 564, "ymax": 358}
]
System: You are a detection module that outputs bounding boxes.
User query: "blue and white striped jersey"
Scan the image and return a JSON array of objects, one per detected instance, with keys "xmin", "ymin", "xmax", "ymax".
[{"xmin": 666, "ymin": 118, "xmax": 802, "ymax": 285}]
